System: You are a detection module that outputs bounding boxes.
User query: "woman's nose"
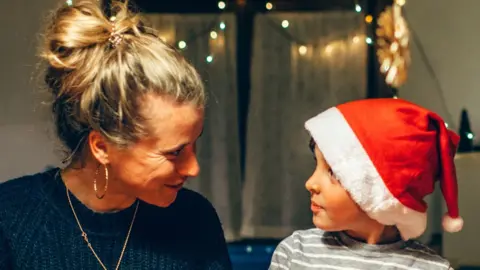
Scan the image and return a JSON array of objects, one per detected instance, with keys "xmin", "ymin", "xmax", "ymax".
[{"xmin": 177, "ymin": 151, "xmax": 200, "ymax": 177}]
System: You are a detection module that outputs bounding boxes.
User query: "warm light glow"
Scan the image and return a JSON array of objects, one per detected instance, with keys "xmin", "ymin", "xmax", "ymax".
[
  {"xmin": 220, "ymin": 22, "xmax": 226, "ymax": 30},
  {"xmin": 365, "ymin": 37, "xmax": 373, "ymax": 44},
  {"xmin": 281, "ymin": 20, "xmax": 289, "ymax": 28},
  {"xmin": 109, "ymin": 16, "xmax": 117, "ymax": 22},
  {"xmin": 158, "ymin": 31, "xmax": 175, "ymax": 44},
  {"xmin": 352, "ymin": 36, "xmax": 360, "ymax": 43},
  {"xmin": 178, "ymin": 41, "xmax": 187, "ymax": 49},
  {"xmin": 393, "ymin": 95, "xmax": 398, "ymax": 99},
  {"xmin": 206, "ymin": 55, "xmax": 214, "ymax": 63},
  {"xmin": 212, "ymin": 33, "xmax": 225, "ymax": 48},
  {"xmin": 210, "ymin": 31, "xmax": 218, "ymax": 39},
  {"xmin": 66, "ymin": 0, "xmax": 73, "ymax": 6},
  {"xmin": 266, "ymin": 2, "xmax": 273, "ymax": 10},
  {"xmin": 395, "ymin": 0, "xmax": 406, "ymax": 6},
  {"xmin": 298, "ymin": 45, "xmax": 308, "ymax": 55},
  {"xmin": 355, "ymin": 4, "xmax": 362, "ymax": 12},
  {"xmin": 445, "ymin": 123, "xmax": 449, "ymax": 128},
  {"xmin": 218, "ymin": 1, "xmax": 226, "ymax": 10},
  {"xmin": 467, "ymin": 132, "xmax": 474, "ymax": 139},
  {"xmin": 365, "ymin": 15, "xmax": 373, "ymax": 24},
  {"xmin": 325, "ymin": 44, "xmax": 333, "ymax": 54}
]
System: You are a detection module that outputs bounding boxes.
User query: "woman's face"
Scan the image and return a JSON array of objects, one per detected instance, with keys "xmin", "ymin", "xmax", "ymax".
[{"xmin": 92, "ymin": 93, "xmax": 204, "ymax": 208}]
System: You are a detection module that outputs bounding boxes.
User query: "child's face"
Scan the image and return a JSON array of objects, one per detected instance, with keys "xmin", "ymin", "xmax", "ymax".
[{"xmin": 305, "ymin": 145, "xmax": 369, "ymax": 231}]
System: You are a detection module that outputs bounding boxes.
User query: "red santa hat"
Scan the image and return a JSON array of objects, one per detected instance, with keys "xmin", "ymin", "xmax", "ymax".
[{"xmin": 305, "ymin": 98, "xmax": 463, "ymax": 240}]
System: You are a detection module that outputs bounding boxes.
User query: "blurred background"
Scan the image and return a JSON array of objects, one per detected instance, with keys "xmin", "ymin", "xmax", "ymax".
[{"xmin": 1, "ymin": 0, "xmax": 479, "ymax": 269}]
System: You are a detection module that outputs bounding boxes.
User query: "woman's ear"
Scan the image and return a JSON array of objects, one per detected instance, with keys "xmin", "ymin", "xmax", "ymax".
[{"xmin": 88, "ymin": 131, "xmax": 110, "ymax": 165}]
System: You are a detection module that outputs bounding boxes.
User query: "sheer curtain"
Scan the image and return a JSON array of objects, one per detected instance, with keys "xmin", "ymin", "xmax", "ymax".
[
  {"xmin": 241, "ymin": 12, "xmax": 366, "ymax": 238},
  {"xmin": 144, "ymin": 14, "xmax": 242, "ymax": 241}
]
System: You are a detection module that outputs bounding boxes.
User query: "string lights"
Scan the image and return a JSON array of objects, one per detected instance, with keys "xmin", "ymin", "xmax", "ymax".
[
  {"xmin": 266, "ymin": 0, "xmax": 410, "ymax": 94},
  {"xmin": 157, "ymin": 2, "xmax": 230, "ymax": 64},
  {"xmin": 269, "ymin": 1, "xmax": 370, "ymax": 59},
  {"xmin": 167, "ymin": 0, "xmax": 371, "ymax": 64}
]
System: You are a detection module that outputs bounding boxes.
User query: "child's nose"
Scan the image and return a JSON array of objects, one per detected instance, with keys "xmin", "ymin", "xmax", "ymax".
[{"xmin": 305, "ymin": 178, "xmax": 320, "ymax": 194}]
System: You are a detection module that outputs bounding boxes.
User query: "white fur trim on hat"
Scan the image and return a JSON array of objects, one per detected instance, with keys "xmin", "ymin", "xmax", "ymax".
[
  {"xmin": 442, "ymin": 214, "xmax": 463, "ymax": 233},
  {"xmin": 305, "ymin": 107, "xmax": 427, "ymax": 240}
]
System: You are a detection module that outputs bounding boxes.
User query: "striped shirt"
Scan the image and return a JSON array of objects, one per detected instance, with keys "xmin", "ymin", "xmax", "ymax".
[{"xmin": 269, "ymin": 228, "xmax": 453, "ymax": 270}]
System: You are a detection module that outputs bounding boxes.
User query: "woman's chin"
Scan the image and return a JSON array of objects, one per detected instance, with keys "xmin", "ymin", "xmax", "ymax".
[{"xmin": 140, "ymin": 191, "xmax": 178, "ymax": 208}]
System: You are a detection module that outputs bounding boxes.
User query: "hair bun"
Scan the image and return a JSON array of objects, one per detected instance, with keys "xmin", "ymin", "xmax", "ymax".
[{"xmin": 41, "ymin": 1, "xmax": 140, "ymax": 70}]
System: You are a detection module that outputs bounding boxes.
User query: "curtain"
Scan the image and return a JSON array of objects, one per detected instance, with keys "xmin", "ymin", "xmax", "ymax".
[
  {"xmin": 144, "ymin": 13, "xmax": 242, "ymax": 241},
  {"xmin": 241, "ymin": 12, "xmax": 367, "ymax": 238}
]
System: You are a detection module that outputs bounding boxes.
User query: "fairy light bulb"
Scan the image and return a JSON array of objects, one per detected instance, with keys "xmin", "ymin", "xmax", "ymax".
[
  {"xmin": 298, "ymin": 45, "xmax": 307, "ymax": 55},
  {"xmin": 281, "ymin": 20, "xmax": 289, "ymax": 28},
  {"xmin": 220, "ymin": 22, "xmax": 226, "ymax": 30},
  {"xmin": 218, "ymin": 1, "xmax": 226, "ymax": 10},
  {"xmin": 355, "ymin": 4, "xmax": 362, "ymax": 12},
  {"xmin": 365, "ymin": 15, "xmax": 373, "ymax": 24},
  {"xmin": 210, "ymin": 31, "xmax": 218, "ymax": 39},
  {"xmin": 266, "ymin": 2, "xmax": 273, "ymax": 10},
  {"xmin": 178, "ymin": 41, "xmax": 187, "ymax": 49}
]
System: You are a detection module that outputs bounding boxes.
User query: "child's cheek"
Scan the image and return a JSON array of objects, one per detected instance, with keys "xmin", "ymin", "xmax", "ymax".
[{"xmin": 325, "ymin": 188, "xmax": 360, "ymax": 217}]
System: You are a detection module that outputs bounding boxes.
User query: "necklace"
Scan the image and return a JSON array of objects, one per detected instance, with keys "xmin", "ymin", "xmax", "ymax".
[{"xmin": 66, "ymin": 187, "xmax": 139, "ymax": 270}]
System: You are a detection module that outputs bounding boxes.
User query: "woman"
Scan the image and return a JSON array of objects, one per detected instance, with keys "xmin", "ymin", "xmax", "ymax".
[{"xmin": 0, "ymin": 1, "xmax": 231, "ymax": 269}]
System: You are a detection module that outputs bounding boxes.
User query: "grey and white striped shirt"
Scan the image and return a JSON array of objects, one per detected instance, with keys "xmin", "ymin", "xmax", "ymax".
[{"xmin": 270, "ymin": 228, "xmax": 453, "ymax": 270}]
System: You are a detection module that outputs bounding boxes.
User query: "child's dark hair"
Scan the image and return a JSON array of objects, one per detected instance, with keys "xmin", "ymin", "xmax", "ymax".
[{"xmin": 309, "ymin": 137, "xmax": 316, "ymax": 153}]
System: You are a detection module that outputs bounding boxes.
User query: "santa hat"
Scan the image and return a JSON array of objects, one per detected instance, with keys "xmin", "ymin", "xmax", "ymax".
[{"xmin": 305, "ymin": 98, "xmax": 463, "ymax": 240}]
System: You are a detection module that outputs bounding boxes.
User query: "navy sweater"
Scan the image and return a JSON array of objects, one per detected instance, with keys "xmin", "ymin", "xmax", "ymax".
[{"xmin": 0, "ymin": 169, "xmax": 232, "ymax": 269}]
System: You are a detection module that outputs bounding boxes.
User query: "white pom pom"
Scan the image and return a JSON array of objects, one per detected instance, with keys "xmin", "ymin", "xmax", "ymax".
[{"xmin": 442, "ymin": 214, "xmax": 464, "ymax": 233}]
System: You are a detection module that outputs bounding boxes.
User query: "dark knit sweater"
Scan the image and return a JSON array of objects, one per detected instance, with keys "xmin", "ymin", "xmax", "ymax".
[{"xmin": 0, "ymin": 169, "xmax": 232, "ymax": 269}]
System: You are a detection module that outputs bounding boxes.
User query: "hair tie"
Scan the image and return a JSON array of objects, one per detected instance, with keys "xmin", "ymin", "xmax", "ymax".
[{"xmin": 108, "ymin": 16, "xmax": 123, "ymax": 48}]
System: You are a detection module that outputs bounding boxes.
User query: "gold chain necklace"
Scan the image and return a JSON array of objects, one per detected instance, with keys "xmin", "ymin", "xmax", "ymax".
[{"xmin": 66, "ymin": 187, "xmax": 139, "ymax": 270}]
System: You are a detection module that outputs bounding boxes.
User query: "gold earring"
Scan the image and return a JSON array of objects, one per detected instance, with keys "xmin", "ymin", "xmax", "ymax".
[{"xmin": 94, "ymin": 164, "xmax": 109, "ymax": 199}]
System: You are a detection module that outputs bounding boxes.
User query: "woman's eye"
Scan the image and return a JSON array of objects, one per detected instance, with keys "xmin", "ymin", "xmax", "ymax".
[
  {"xmin": 169, "ymin": 150, "xmax": 182, "ymax": 156},
  {"xmin": 166, "ymin": 147, "xmax": 184, "ymax": 157}
]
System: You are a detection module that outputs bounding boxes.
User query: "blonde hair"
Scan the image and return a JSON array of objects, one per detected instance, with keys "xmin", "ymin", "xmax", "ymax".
[{"xmin": 41, "ymin": 0, "xmax": 205, "ymax": 161}]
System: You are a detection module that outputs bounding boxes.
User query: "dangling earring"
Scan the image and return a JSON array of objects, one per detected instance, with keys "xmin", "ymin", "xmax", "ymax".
[{"xmin": 94, "ymin": 164, "xmax": 109, "ymax": 199}]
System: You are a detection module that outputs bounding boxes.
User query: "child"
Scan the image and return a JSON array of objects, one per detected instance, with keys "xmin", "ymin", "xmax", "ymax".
[{"xmin": 270, "ymin": 98, "xmax": 462, "ymax": 270}]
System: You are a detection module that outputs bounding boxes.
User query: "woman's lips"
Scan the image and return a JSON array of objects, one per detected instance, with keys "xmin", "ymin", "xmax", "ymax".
[{"xmin": 165, "ymin": 182, "xmax": 184, "ymax": 191}]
